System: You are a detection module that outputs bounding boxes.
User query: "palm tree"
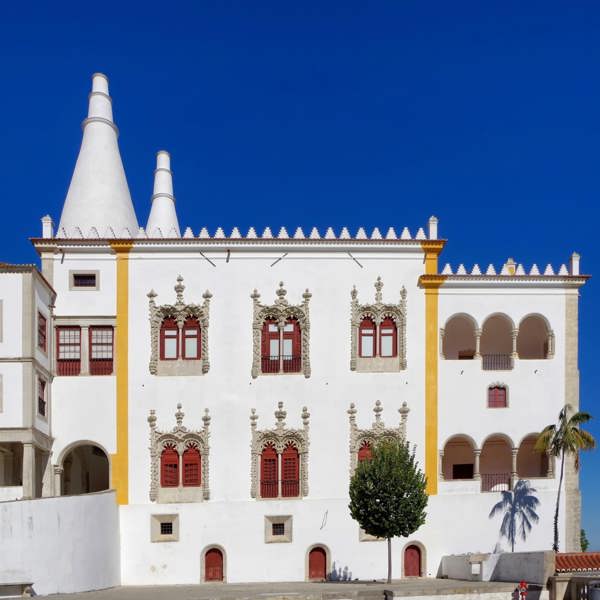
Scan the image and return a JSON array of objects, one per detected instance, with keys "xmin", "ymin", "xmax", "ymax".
[
  {"xmin": 489, "ymin": 479, "xmax": 540, "ymax": 552},
  {"xmin": 535, "ymin": 404, "xmax": 595, "ymax": 552}
]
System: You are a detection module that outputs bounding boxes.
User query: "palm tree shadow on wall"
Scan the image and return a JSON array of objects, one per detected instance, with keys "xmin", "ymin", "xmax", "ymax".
[{"xmin": 489, "ymin": 479, "xmax": 540, "ymax": 552}]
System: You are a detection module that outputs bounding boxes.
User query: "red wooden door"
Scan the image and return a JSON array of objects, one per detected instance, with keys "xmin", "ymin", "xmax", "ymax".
[
  {"xmin": 205, "ymin": 548, "xmax": 223, "ymax": 581},
  {"xmin": 404, "ymin": 545, "xmax": 421, "ymax": 577},
  {"xmin": 308, "ymin": 547, "xmax": 327, "ymax": 581}
]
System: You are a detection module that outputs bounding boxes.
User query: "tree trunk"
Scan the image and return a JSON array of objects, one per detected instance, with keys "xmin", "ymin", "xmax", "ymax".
[
  {"xmin": 387, "ymin": 537, "xmax": 392, "ymax": 584},
  {"xmin": 553, "ymin": 451, "xmax": 566, "ymax": 552}
]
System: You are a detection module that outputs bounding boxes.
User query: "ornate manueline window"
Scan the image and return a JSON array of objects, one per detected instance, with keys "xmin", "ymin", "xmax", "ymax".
[
  {"xmin": 251, "ymin": 282, "xmax": 311, "ymax": 378},
  {"xmin": 250, "ymin": 402, "xmax": 310, "ymax": 499},
  {"xmin": 148, "ymin": 275, "xmax": 212, "ymax": 376},
  {"xmin": 347, "ymin": 400, "xmax": 410, "ymax": 475},
  {"xmin": 148, "ymin": 403, "xmax": 211, "ymax": 503},
  {"xmin": 350, "ymin": 277, "xmax": 407, "ymax": 372}
]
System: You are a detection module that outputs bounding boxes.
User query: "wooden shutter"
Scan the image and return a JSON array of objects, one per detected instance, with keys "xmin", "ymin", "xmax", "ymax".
[
  {"xmin": 358, "ymin": 441, "xmax": 372, "ymax": 462},
  {"xmin": 488, "ymin": 386, "xmax": 507, "ymax": 408},
  {"xmin": 261, "ymin": 319, "xmax": 279, "ymax": 373},
  {"xmin": 182, "ymin": 317, "xmax": 201, "ymax": 360},
  {"xmin": 283, "ymin": 318, "xmax": 301, "ymax": 373},
  {"xmin": 160, "ymin": 318, "xmax": 179, "ymax": 360},
  {"xmin": 89, "ymin": 326, "xmax": 114, "ymax": 375},
  {"xmin": 160, "ymin": 445, "xmax": 179, "ymax": 487},
  {"xmin": 260, "ymin": 445, "xmax": 278, "ymax": 498},
  {"xmin": 281, "ymin": 444, "xmax": 299, "ymax": 497},
  {"xmin": 182, "ymin": 446, "xmax": 201, "ymax": 486},
  {"xmin": 56, "ymin": 326, "xmax": 81, "ymax": 375}
]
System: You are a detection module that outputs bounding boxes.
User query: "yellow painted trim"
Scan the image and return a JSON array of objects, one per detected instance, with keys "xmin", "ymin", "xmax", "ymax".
[
  {"xmin": 110, "ymin": 242, "xmax": 132, "ymax": 504},
  {"xmin": 420, "ymin": 242, "xmax": 446, "ymax": 495}
]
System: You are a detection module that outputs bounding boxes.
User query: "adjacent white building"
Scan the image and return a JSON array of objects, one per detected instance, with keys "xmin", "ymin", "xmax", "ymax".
[{"xmin": 1, "ymin": 73, "xmax": 589, "ymax": 588}]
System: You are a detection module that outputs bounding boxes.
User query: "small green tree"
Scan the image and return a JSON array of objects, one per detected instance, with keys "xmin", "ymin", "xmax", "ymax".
[
  {"xmin": 349, "ymin": 440, "xmax": 428, "ymax": 583},
  {"xmin": 535, "ymin": 404, "xmax": 595, "ymax": 551},
  {"xmin": 581, "ymin": 529, "xmax": 590, "ymax": 552}
]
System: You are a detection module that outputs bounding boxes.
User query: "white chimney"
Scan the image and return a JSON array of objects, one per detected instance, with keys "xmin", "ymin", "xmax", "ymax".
[
  {"xmin": 41, "ymin": 215, "xmax": 54, "ymax": 239},
  {"xmin": 428, "ymin": 216, "xmax": 439, "ymax": 240},
  {"xmin": 570, "ymin": 252, "xmax": 580, "ymax": 276},
  {"xmin": 146, "ymin": 151, "xmax": 180, "ymax": 237}
]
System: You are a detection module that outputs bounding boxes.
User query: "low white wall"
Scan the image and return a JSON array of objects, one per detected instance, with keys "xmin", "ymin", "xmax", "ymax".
[
  {"xmin": 0, "ymin": 490, "xmax": 120, "ymax": 595},
  {"xmin": 0, "ymin": 486, "xmax": 23, "ymax": 501}
]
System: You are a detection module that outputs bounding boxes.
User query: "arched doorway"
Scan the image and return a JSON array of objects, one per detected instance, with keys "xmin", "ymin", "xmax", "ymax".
[
  {"xmin": 204, "ymin": 548, "xmax": 224, "ymax": 582},
  {"xmin": 308, "ymin": 546, "xmax": 327, "ymax": 581},
  {"xmin": 61, "ymin": 443, "xmax": 109, "ymax": 495},
  {"xmin": 404, "ymin": 544, "xmax": 422, "ymax": 577}
]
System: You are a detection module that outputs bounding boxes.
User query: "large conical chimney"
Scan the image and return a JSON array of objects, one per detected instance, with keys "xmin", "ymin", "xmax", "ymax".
[
  {"xmin": 58, "ymin": 73, "xmax": 139, "ymax": 237},
  {"xmin": 146, "ymin": 151, "xmax": 180, "ymax": 237}
]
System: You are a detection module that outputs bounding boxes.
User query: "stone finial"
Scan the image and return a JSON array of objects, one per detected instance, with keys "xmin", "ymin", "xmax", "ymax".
[
  {"xmin": 428, "ymin": 215, "xmax": 438, "ymax": 240},
  {"xmin": 275, "ymin": 402, "xmax": 287, "ymax": 429},
  {"xmin": 250, "ymin": 289, "xmax": 260, "ymax": 302},
  {"xmin": 203, "ymin": 289, "xmax": 213, "ymax": 301},
  {"xmin": 400, "ymin": 285, "xmax": 407, "ymax": 301},
  {"xmin": 174, "ymin": 275, "xmax": 185, "ymax": 305},
  {"xmin": 302, "ymin": 406, "xmax": 310, "ymax": 428},
  {"xmin": 570, "ymin": 252, "xmax": 580, "ymax": 276},
  {"xmin": 147, "ymin": 289, "xmax": 157, "ymax": 306},
  {"xmin": 374, "ymin": 276, "xmax": 383, "ymax": 303},
  {"xmin": 202, "ymin": 408, "xmax": 211, "ymax": 431},
  {"xmin": 250, "ymin": 408, "xmax": 258, "ymax": 430},
  {"xmin": 351, "ymin": 285, "xmax": 358, "ymax": 301},
  {"xmin": 348, "ymin": 402, "xmax": 357, "ymax": 425},
  {"xmin": 503, "ymin": 258, "xmax": 516, "ymax": 276},
  {"xmin": 41, "ymin": 215, "xmax": 54, "ymax": 239},
  {"xmin": 302, "ymin": 288, "xmax": 312, "ymax": 303},
  {"xmin": 399, "ymin": 401, "xmax": 410, "ymax": 438},
  {"xmin": 373, "ymin": 400, "xmax": 383, "ymax": 424},
  {"xmin": 175, "ymin": 403, "xmax": 184, "ymax": 427},
  {"xmin": 275, "ymin": 282, "xmax": 287, "ymax": 304},
  {"xmin": 148, "ymin": 409, "xmax": 157, "ymax": 429}
]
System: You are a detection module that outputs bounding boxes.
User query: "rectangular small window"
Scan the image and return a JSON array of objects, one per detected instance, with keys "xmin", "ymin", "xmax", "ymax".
[
  {"xmin": 72, "ymin": 273, "xmax": 97, "ymax": 288},
  {"xmin": 164, "ymin": 330, "xmax": 178, "ymax": 359},
  {"xmin": 272, "ymin": 523, "xmax": 285, "ymax": 536},
  {"xmin": 57, "ymin": 327, "xmax": 81, "ymax": 376},
  {"xmin": 361, "ymin": 335, "xmax": 374, "ymax": 357},
  {"xmin": 488, "ymin": 386, "xmax": 507, "ymax": 408},
  {"xmin": 90, "ymin": 327, "xmax": 114, "ymax": 375},
  {"xmin": 160, "ymin": 521, "xmax": 173, "ymax": 536},
  {"xmin": 37, "ymin": 313, "xmax": 47, "ymax": 352},
  {"xmin": 37, "ymin": 378, "xmax": 46, "ymax": 416},
  {"xmin": 282, "ymin": 338, "xmax": 293, "ymax": 357},
  {"xmin": 380, "ymin": 332, "xmax": 394, "ymax": 357},
  {"xmin": 269, "ymin": 339, "xmax": 280, "ymax": 359}
]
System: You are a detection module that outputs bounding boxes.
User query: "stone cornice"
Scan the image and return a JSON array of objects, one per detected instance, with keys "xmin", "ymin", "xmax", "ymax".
[{"xmin": 420, "ymin": 274, "xmax": 590, "ymax": 289}]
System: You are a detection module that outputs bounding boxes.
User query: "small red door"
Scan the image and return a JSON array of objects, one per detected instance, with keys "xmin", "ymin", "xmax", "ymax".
[
  {"xmin": 404, "ymin": 545, "xmax": 421, "ymax": 577},
  {"xmin": 308, "ymin": 547, "xmax": 327, "ymax": 581},
  {"xmin": 205, "ymin": 548, "xmax": 223, "ymax": 581}
]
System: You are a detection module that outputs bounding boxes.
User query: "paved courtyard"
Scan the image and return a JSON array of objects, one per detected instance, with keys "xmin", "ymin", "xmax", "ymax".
[{"xmin": 39, "ymin": 579, "xmax": 520, "ymax": 600}]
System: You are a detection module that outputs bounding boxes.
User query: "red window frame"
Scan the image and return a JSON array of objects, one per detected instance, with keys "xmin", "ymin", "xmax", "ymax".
[
  {"xmin": 182, "ymin": 445, "xmax": 201, "ymax": 486},
  {"xmin": 160, "ymin": 318, "xmax": 179, "ymax": 360},
  {"xmin": 358, "ymin": 441, "xmax": 372, "ymax": 462},
  {"xmin": 37, "ymin": 312, "xmax": 47, "ymax": 352},
  {"xmin": 160, "ymin": 444, "xmax": 179, "ymax": 487},
  {"xmin": 282, "ymin": 318, "xmax": 301, "ymax": 373},
  {"xmin": 261, "ymin": 319, "xmax": 280, "ymax": 373},
  {"xmin": 182, "ymin": 317, "xmax": 201, "ymax": 360},
  {"xmin": 56, "ymin": 326, "xmax": 81, "ymax": 376},
  {"xmin": 260, "ymin": 445, "xmax": 279, "ymax": 498},
  {"xmin": 89, "ymin": 326, "xmax": 114, "ymax": 375},
  {"xmin": 281, "ymin": 444, "xmax": 299, "ymax": 497},
  {"xmin": 488, "ymin": 386, "xmax": 507, "ymax": 408},
  {"xmin": 379, "ymin": 317, "xmax": 397, "ymax": 358},
  {"xmin": 359, "ymin": 318, "xmax": 376, "ymax": 358},
  {"xmin": 37, "ymin": 378, "xmax": 47, "ymax": 417}
]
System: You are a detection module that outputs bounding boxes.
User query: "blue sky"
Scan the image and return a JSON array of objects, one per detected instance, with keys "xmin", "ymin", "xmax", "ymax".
[{"xmin": 1, "ymin": 1, "xmax": 599, "ymax": 548}]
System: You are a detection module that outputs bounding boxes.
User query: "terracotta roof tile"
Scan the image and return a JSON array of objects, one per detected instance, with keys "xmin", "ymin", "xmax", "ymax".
[{"xmin": 556, "ymin": 553, "xmax": 600, "ymax": 573}]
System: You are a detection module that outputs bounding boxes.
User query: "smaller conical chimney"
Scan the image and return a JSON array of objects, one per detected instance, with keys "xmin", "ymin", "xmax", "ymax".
[{"xmin": 146, "ymin": 151, "xmax": 180, "ymax": 237}]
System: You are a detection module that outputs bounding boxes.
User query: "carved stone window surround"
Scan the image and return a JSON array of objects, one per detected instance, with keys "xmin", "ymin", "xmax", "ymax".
[
  {"xmin": 148, "ymin": 275, "xmax": 212, "ymax": 376},
  {"xmin": 350, "ymin": 277, "xmax": 407, "ymax": 372},
  {"xmin": 347, "ymin": 400, "xmax": 410, "ymax": 477},
  {"xmin": 250, "ymin": 402, "xmax": 310, "ymax": 499},
  {"xmin": 148, "ymin": 403, "xmax": 211, "ymax": 503},
  {"xmin": 251, "ymin": 282, "xmax": 311, "ymax": 378}
]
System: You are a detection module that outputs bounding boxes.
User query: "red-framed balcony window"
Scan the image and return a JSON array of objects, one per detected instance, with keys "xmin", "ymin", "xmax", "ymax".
[
  {"xmin": 261, "ymin": 319, "xmax": 280, "ymax": 373},
  {"xmin": 281, "ymin": 444, "xmax": 299, "ymax": 497},
  {"xmin": 160, "ymin": 444, "xmax": 179, "ymax": 487},
  {"xmin": 282, "ymin": 318, "xmax": 301, "ymax": 373},
  {"xmin": 358, "ymin": 441, "xmax": 373, "ymax": 462},
  {"xmin": 37, "ymin": 378, "xmax": 47, "ymax": 417},
  {"xmin": 89, "ymin": 326, "xmax": 114, "ymax": 375},
  {"xmin": 160, "ymin": 318, "xmax": 179, "ymax": 360},
  {"xmin": 182, "ymin": 318, "xmax": 201, "ymax": 360},
  {"xmin": 56, "ymin": 326, "xmax": 81, "ymax": 376},
  {"xmin": 37, "ymin": 313, "xmax": 47, "ymax": 352},
  {"xmin": 488, "ymin": 386, "xmax": 507, "ymax": 408},
  {"xmin": 359, "ymin": 317, "xmax": 376, "ymax": 357},
  {"xmin": 260, "ymin": 445, "xmax": 278, "ymax": 498},
  {"xmin": 379, "ymin": 317, "xmax": 397, "ymax": 357},
  {"xmin": 182, "ymin": 445, "xmax": 201, "ymax": 486}
]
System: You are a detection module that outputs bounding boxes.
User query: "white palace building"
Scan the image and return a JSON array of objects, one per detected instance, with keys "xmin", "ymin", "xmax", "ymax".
[{"xmin": 0, "ymin": 74, "xmax": 590, "ymax": 594}]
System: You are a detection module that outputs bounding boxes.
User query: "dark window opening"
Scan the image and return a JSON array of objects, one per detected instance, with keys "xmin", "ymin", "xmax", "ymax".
[
  {"xmin": 272, "ymin": 523, "xmax": 285, "ymax": 536},
  {"xmin": 452, "ymin": 463, "xmax": 474, "ymax": 479},
  {"xmin": 72, "ymin": 273, "xmax": 97, "ymax": 288},
  {"xmin": 160, "ymin": 522, "xmax": 173, "ymax": 536}
]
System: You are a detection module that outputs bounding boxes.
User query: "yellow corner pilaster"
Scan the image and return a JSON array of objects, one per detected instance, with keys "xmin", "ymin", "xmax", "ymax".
[
  {"xmin": 110, "ymin": 242, "xmax": 132, "ymax": 505},
  {"xmin": 420, "ymin": 241, "xmax": 446, "ymax": 495}
]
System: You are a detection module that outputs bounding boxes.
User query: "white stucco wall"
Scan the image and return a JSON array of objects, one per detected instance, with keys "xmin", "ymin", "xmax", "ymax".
[
  {"xmin": 0, "ymin": 273, "xmax": 23, "ymax": 358},
  {"xmin": 0, "ymin": 362, "xmax": 24, "ymax": 427},
  {"xmin": 0, "ymin": 490, "xmax": 120, "ymax": 595}
]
